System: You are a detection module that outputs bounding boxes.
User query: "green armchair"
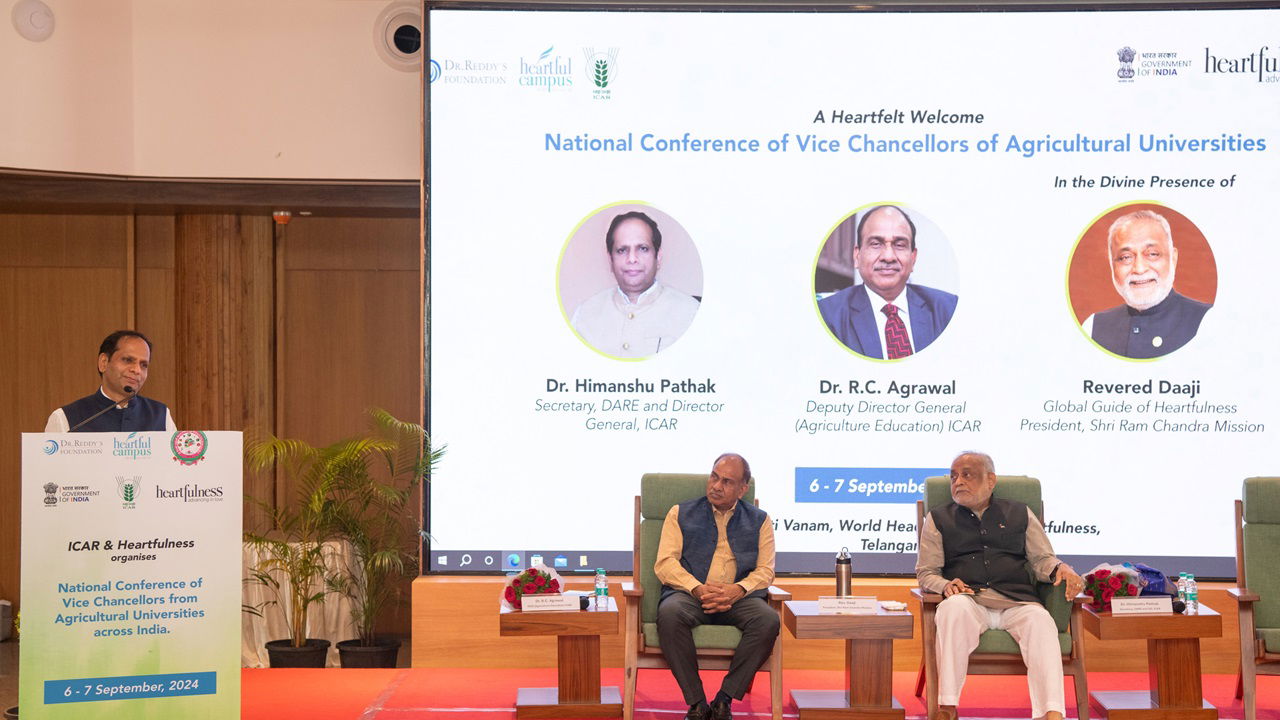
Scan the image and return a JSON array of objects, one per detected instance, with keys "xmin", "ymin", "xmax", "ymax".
[
  {"xmin": 621, "ymin": 473, "xmax": 789, "ymax": 720},
  {"xmin": 911, "ymin": 475, "xmax": 1089, "ymax": 720},
  {"xmin": 1231, "ymin": 476, "xmax": 1280, "ymax": 720}
]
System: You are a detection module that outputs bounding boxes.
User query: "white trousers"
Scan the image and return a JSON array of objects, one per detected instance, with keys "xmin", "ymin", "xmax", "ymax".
[{"xmin": 935, "ymin": 594, "xmax": 1065, "ymax": 718}]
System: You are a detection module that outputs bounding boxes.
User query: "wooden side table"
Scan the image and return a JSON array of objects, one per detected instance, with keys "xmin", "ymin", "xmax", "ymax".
[
  {"xmin": 1081, "ymin": 602, "xmax": 1222, "ymax": 720},
  {"xmin": 783, "ymin": 600, "xmax": 914, "ymax": 720},
  {"xmin": 499, "ymin": 596, "xmax": 622, "ymax": 719}
]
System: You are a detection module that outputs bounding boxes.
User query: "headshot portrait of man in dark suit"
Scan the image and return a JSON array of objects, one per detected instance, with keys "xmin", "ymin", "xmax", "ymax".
[
  {"xmin": 817, "ymin": 205, "xmax": 958, "ymax": 360},
  {"xmin": 1081, "ymin": 209, "xmax": 1212, "ymax": 359}
]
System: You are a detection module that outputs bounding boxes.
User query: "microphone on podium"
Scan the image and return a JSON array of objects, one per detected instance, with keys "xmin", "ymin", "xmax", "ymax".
[{"xmin": 68, "ymin": 387, "xmax": 136, "ymax": 432}]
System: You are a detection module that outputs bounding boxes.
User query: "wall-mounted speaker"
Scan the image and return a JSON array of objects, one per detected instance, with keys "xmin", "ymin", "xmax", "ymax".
[{"xmin": 374, "ymin": 1, "xmax": 422, "ymax": 72}]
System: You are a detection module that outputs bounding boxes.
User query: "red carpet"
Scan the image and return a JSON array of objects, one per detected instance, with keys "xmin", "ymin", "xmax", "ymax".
[{"xmin": 243, "ymin": 669, "xmax": 1279, "ymax": 720}]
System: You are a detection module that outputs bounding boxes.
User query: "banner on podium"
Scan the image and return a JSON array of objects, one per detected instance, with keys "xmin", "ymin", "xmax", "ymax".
[{"xmin": 20, "ymin": 431, "xmax": 242, "ymax": 720}]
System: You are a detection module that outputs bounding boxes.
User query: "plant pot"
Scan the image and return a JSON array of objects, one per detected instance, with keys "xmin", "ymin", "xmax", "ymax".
[
  {"xmin": 336, "ymin": 638, "xmax": 400, "ymax": 668},
  {"xmin": 265, "ymin": 638, "xmax": 331, "ymax": 668}
]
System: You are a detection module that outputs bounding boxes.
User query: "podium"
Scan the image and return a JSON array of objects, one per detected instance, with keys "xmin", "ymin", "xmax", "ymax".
[{"xmin": 20, "ymin": 431, "xmax": 242, "ymax": 720}]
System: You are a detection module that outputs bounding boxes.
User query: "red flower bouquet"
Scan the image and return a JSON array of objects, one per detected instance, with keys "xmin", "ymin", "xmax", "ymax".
[
  {"xmin": 1083, "ymin": 565, "xmax": 1141, "ymax": 611},
  {"xmin": 502, "ymin": 565, "xmax": 563, "ymax": 610}
]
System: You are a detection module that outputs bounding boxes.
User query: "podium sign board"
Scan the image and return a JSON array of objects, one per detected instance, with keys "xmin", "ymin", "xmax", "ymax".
[{"xmin": 20, "ymin": 432, "xmax": 242, "ymax": 720}]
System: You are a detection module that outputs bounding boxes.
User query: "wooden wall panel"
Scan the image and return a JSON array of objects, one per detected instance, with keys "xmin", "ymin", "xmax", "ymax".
[
  {"xmin": 0, "ymin": 212, "xmax": 131, "ymax": 605},
  {"xmin": 0, "ymin": 207, "xmax": 423, "ymax": 636},
  {"xmin": 134, "ymin": 214, "xmax": 177, "ymax": 410},
  {"xmin": 278, "ymin": 215, "xmax": 421, "ymax": 635},
  {"xmin": 279, "ymin": 216, "xmax": 420, "ymax": 446},
  {"xmin": 175, "ymin": 214, "xmax": 273, "ymax": 433},
  {"xmin": 0, "ymin": 214, "xmax": 128, "ymax": 268},
  {"xmin": 0, "ymin": 268, "xmax": 15, "ymax": 603}
]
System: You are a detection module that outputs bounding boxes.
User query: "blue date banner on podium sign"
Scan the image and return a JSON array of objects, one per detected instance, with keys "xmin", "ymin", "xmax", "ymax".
[
  {"xmin": 45, "ymin": 672, "xmax": 216, "ymax": 704},
  {"xmin": 794, "ymin": 468, "xmax": 947, "ymax": 503}
]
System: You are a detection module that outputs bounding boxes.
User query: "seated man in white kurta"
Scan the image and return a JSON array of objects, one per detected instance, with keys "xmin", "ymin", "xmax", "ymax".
[
  {"xmin": 915, "ymin": 451, "xmax": 1084, "ymax": 720},
  {"xmin": 570, "ymin": 211, "xmax": 699, "ymax": 358}
]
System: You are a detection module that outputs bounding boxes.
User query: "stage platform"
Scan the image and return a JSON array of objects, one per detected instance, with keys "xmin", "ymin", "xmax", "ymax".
[
  {"xmin": 411, "ymin": 576, "xmax": 1246, "ymax": 673},
  {"xmin": 242, "ymin": 668, "xmax": 1278, "ymax": 720}
]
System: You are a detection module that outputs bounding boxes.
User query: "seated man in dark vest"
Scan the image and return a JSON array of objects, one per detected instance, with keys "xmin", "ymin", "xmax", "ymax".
[
  {"xmin": 45, "ymin": 330, "xmax": 174, "ymax": 433},
  {"xmin": 915, "ymin": 452, "xmax": 1084, "ymax": 720},
  {"xmin": 655, "ymin": 452, "xmax": 779, "ymax": 720}
]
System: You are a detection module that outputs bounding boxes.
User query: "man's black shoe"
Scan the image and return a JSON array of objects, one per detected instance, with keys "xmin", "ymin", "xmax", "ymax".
[
  {"xmin": 710, "ymin": 698, "xmax": 732, "ymax": 720},
  {"xmin": 685, "ymin": 702, "xmax": 710, "ymax": 720}
]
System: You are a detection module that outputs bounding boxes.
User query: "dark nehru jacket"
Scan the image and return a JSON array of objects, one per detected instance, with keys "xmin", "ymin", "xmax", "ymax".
[
  {"xmin": 930, "ymin": 497, "xmax": 1039, "ymax": 604},
  {"xmin": 62, "ymin": 392, "xmax": 169, "ymax": 433},
  {"xmin": 660, "ymin": 496, "xmax": 769, "ymax": 603},
  {"xmin": 1091, "ymin": 290, "xmax": 1211, "ymax": 359}
]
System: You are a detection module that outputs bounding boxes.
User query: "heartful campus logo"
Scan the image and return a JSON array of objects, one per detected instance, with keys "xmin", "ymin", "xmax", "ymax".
[
  {"xmin": 582, "ymin": 47, "xmax": 619, "ymax": 100},
  {"xmin": 171, "ymin": 430, "xmax": 209, "ymax": 466}
]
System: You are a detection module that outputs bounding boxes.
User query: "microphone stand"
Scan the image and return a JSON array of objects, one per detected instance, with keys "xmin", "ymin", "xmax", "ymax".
[{"xmin": 68, "ymin": 389, "xmax": 135, "ymax": 432}]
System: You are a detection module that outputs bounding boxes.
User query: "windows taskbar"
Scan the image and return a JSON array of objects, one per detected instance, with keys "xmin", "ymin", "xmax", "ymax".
[{"xmin": 424, "ymin": 549, "xmax": 1237, "ymax": 579}]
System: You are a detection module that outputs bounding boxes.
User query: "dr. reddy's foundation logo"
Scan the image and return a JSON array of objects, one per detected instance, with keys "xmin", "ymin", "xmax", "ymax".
[
  {"xmin": 520, "ymin": 46, "xmax": 573, "ymax": 92},
  {"xmin": 583, "ymin": 47, "xmax": 620, "ymax": 100},
  {"xmin": 43, "ymin": 440, "xmax": 58, "ymax": 455},
  {"xmin": 432, "ymin": 57, "xmax": 507, "ymax": 86}
]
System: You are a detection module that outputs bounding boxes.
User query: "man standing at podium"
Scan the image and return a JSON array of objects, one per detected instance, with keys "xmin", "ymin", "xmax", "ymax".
[
  {"xmin": 655, "ymin": 453, "xmax": 779, "ymax": 720},
  {"xmin": 44, "ymin": 330, "xmax": 175, "ymax": 432},
  {"xmin": 916, "ymin": 452, "xmax": 1084, "ymax": 720}
]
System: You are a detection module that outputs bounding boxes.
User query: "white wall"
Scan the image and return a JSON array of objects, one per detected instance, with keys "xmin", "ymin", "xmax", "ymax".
[
  {"xmin": 0, "ymin": 1, "xmax": 134, "ymax": 174},
  {"xmin": 1, "ymin": 0, "xmax": 420, "ymax": 179}
]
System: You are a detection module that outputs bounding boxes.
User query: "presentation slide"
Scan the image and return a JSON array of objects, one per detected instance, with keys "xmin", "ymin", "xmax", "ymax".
[{"xmin": 425, "ymin": 6, "xmax": 1279, "ymax": 577}]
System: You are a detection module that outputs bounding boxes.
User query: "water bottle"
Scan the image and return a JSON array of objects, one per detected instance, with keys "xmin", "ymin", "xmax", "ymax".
[
  {"xmin": 1185, "ymin": 574, "xmax": 1198, "ymax": 614},
  {"xmin": 835, "ymin": 547, "xmax": 852, "ymax": 597},
  {"xmin": 1176, "ymin": 572, "xmax": 1188, "ymax": 603},
  {"xmin": 594, "ymin": 568, "xmax": 609, "ymax": 609}
]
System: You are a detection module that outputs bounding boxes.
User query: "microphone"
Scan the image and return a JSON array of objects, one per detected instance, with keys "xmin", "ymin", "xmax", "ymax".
[{"xmin": 68, "ymin": 387, "xmax": 136, "ymax": 432}]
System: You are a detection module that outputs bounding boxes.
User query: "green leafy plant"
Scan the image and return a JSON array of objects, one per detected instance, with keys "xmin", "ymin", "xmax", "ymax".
[
  {"xmin": 325, "ymin": 409, "xmax": 443, "ymax": 646},
  {"xmin": 243, "ymin": 432, "xmax": 348, "ymax": 648},
  {"xmin": 243, "ymin": 409, "xmax": 442, "ymax": 649}
]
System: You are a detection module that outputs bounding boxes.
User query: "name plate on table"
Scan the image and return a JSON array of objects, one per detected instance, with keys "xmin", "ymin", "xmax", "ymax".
[
  {"xmin": 521, "ymin": 594, "xmax": 582, "ymax": 612},
  {"xmin": 818, "ymin": 596, "xmax": 878, "ymax": 615},
  {"xmin": 1111, "ymin": 596, "xmax": 1173, "ymax": 614}
]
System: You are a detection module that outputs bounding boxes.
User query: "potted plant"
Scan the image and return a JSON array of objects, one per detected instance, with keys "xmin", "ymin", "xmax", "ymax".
[
  {"xmin": 243, "ymin": 434, "xmax": 347, "ymax": 668},
  {"xmin": 326, "ymin": 409, "xmax": 442, "ymax": 668}
]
